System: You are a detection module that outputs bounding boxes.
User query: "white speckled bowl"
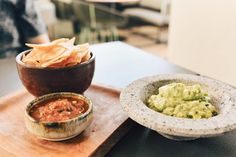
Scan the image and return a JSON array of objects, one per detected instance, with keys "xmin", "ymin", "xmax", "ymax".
[{"xmin": 120, "ymin": 74, "xmax": 236, "ymax": 141}]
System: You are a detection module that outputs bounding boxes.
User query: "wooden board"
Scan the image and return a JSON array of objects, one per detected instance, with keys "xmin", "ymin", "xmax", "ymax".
[{"xmin": 0, "ymin": 84, "xmax": 135, "ymax": 157}]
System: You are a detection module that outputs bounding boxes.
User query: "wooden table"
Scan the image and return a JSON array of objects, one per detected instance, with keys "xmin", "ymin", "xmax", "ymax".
[{"xmin": 1, "ymin": 42, "xmax": 236, "ymax": 157}]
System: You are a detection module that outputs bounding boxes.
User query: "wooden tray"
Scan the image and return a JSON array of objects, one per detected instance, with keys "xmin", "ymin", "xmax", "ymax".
[{"xmin": 0, "ymin": 84, "xmax": 134, "ymax": 157}]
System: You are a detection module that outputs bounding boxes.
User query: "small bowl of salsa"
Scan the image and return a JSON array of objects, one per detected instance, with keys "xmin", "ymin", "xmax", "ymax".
[{"xmin": 25, "ymin": 92, "xmax": 93, "ymax": 141}]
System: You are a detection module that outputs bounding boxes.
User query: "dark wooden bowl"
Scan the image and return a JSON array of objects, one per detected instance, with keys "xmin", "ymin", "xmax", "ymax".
[{"xmin": 16, "ymin": 50, "xmax": 95, "ymax": 97}]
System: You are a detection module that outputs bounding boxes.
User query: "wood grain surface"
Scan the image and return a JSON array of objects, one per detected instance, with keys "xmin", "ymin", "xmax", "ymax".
[{"xmin": 0, "ymin": 84, "xmax": 134, "ymax": 157}]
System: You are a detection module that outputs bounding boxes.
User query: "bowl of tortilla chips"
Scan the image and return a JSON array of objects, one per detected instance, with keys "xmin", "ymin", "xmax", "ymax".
[{"xmin": 16, "ymin": 38, "xmax": 95, "ymax": 97}]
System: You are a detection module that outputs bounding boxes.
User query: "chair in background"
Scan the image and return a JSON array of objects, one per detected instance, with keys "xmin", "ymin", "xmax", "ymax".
[
  {"xmin": 71, "ymin": 0, "xmax": 127, "ymax": 43},
  {"xmin": 51, "ymin": 0, "xmax": 74, "ymax": 19},
  {"xmin": 122, "ymin": 0, "xmax": 171, "ymax": 43},
  {"xmin": 51, "ymin": 0, "xmax": 127, "ymax": 43},
  {"xmin": 49, "ymin": 0, "xmax": 76, "ymax": 39}
]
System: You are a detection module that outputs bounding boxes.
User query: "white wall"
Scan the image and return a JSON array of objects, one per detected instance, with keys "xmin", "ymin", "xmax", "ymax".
[{"xmin": 168, "ymin": 0, "xmax": 236, "ymax": 86}]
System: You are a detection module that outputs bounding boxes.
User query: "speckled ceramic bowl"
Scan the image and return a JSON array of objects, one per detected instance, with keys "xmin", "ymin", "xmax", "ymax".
[
  {"xmin": 120, "ymin": 74, "xmax": 236, "ymax": 141},
  {"xmin": 25, "ymin": 92, "xmax": 93, "ymax": 141}
]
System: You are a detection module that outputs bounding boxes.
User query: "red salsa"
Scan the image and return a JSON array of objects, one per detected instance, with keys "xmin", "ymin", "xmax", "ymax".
[{"xmin": 30, "ymin": 97, "xmax": 89, "ymax": 122}]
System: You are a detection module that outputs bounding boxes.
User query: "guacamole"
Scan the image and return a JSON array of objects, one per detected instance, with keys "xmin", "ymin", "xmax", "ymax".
[{"xmin": 147, "ymin": 83, "xmax": 218, "ymax": 119}]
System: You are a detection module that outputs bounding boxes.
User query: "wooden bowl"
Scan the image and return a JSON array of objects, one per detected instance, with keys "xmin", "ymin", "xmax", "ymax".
[
  {"xmin": 16, "ymin": 50, "xmax": 95, "ymax": 97},
  {"xmin": 25, "ymin": 92, "xmax": 93, "ymax": 141}
]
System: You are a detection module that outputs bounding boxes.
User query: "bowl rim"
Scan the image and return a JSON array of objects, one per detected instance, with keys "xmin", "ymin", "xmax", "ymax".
[
  {"xmin": 16, "ymin": 49, "xmax": 95, "ymax": 70},
  {"xmin": 25, "ymin": 92, "xmax": 93, "ymax": 124},
  {"xmin": 120, "ymin": 74, "xmax": 236, "ymax": 138}
]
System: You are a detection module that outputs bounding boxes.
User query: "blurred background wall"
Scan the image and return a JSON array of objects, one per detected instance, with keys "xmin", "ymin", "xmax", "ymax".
[{"xmin": 168, "ymin": 0, "xmax": 236, "ymax": 86}]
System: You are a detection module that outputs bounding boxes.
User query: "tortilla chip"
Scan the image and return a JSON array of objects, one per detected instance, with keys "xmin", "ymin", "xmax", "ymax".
[{"xmin": 22, "ymin": 38, "xmax": 90, "ymax": 68}]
